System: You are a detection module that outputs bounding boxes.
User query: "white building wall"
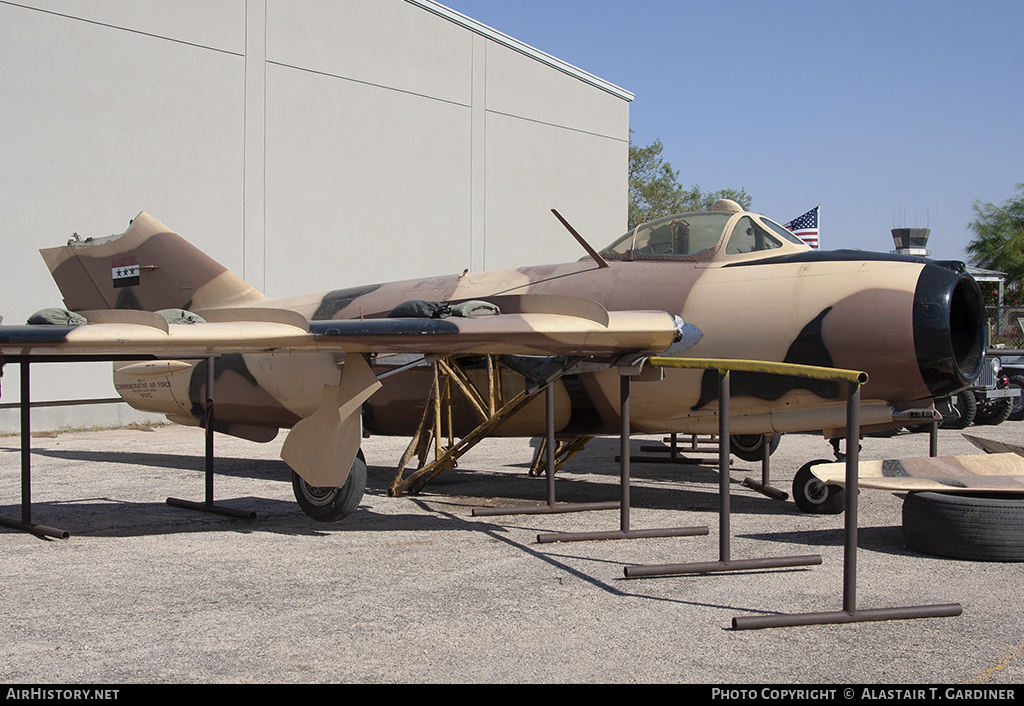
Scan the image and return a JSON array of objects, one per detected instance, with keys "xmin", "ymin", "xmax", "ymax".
[{"xmin": 0, "ymin": 0, "xmax": 632, "ymax": 431}]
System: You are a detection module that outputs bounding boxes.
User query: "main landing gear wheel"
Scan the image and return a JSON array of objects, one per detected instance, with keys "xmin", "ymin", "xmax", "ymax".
[
  {"xmin": 792, "ymin": 460, "xmax": 845, "ymax": 514},
  {"xmin": 903, "ymin": 491, "xmax": 1024, "ymax": 562},
  {"xmin": 729, "ymin": 433, "xmax": 782, "ymax": 462},
  {"xmin": 292, "ymin": 449, "xmax": 367, "ymax": 522}
]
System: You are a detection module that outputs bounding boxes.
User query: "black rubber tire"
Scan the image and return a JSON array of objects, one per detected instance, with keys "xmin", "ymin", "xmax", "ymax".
[
  {"xmin": 1007, "ymin": 374, "xmax": 1024, "ymax": 421},
  {"xmin": 974, "ymin": 398, "xmax": 1013, "ymax": 426},
  {"xmin": 291, "ymin": 449, "xmax": 367, "ymax": 522},
  {"xmin": 938, "ymin": 390, "xmax": 976, "ymax": 430},
  {"xmin": 792, "ymin": 460, "xmax": 845, "ymax": 514},
  {"xmin": 903, "ymin": 491, "xmax": 1024, "ymax": 562},
  {"xmin": 729, "ymin": 433, "xmax": 782, "ymax": 462}
]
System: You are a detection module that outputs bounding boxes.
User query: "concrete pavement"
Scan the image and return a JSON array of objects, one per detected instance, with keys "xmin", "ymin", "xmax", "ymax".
[{"xmin": 2, "ymin": 421, "xmax": 1023, "ymax": 684}]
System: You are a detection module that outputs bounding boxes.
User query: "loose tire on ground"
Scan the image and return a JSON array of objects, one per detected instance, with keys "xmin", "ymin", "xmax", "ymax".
[
  {"xmin": 902, "ymin": 491, "xmax": 1024, "ymax": 562},
  {"xmin": 792, "ymin": 460, "xmax": 845, "ymax": 514},
  {"xmin": 291, "ymin": 449, "xmax": 367, "ymax": 522},
  {"xmin": 729, "ymin": 433, "xmax": 782, "ymax": 462}
]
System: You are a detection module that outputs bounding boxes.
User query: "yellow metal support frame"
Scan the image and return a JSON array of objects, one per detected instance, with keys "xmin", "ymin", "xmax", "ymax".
[{"xmin": 389, "ymin": 355, "xmax": 555, "ymax": 497}]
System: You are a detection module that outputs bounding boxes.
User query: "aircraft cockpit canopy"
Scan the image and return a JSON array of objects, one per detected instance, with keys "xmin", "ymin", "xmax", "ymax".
[
  {"xmin": 726, "ymin": 216, "xmax": 807, "ymax": 254},
  {"xmin": 600, "ymin": 208, "xmax": 808, "ymax": 261},
  {"xmin": 602, "ymin": 213, "xmax": 731, "ymax": 259}
]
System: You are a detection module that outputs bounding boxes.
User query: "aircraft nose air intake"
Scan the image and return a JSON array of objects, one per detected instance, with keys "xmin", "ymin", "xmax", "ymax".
[{"xmin": 913, "ymin": 262, "xmax": 986, "ymax": 397}]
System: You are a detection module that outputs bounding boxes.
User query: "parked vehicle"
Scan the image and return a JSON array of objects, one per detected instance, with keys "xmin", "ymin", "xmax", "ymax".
[
  {"xmin": 960, "ymin": 354, "xmax": 1018, "ymax": 427},
  {"xmin": 994, "ymin": 353, "xmax": 1024, "ymax": 421},
  {"xmin": 914, "ymin": 354, "xmax": 1019, "ymax": 430}
]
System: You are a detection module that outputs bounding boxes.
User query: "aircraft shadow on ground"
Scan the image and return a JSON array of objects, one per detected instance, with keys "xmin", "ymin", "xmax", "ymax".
[
  {"xmin": 738, "ymin": 523, "xmax": 914, "ymax": 559},
  {"xmin": 0, "ymin": 491, "xmax": 506, "ymax": 540},
  {"xmin": 392, "ymin": 460, "xmax": 808, "ymax": 519},
  {"xmin": 0, "ymin": 454, "xmax": 535, "ymax": 540},
  {"xmin": 0, "ymin": 439, "xmax": 849, "ymax": 545},
  {"xmin": 0, "ymin": 444, "xmax": 288, "ymax": 480}
]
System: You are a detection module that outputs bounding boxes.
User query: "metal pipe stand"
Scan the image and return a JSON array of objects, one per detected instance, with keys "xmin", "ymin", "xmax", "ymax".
[
  {"xmin": 731, "ymin": 383, "xmax": 960, "ymax": 628},
  {"xmin": 533, "ymin": 370, "xmax": 709, "ymax": 543},
  {"xmin": 624, "ymin": 369, "xmax": 820, "ymax": 577},
  {"xmin": 166, "ymin": 356, "xmax": 256, "ymax": 520},
  {"xmin": 0, "ymin": 362, "xmax": 70, "ymax": 539},
  {"xmin": 0, "ymin": 354, "xmax": 256, "ymax": 536},
  {"xmin": 472, "ymin": 384, "xmax": 619, "ymax": 517},
  {"xmin": 625, "ymin": 357, "xmax": 961, "ymax": 630}
]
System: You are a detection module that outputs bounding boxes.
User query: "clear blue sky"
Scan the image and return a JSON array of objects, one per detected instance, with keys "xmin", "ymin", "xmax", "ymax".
[{"xmin": 441, "ymin": 0, "xmax": 1023, "ymax": 261}]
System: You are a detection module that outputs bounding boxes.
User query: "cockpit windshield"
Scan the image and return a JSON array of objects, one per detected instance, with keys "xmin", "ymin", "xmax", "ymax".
[
  {"xmin": 725, "ymin": 216, "xmax": 783, "ymax": 254},
  {"xmin": 601, "ymin": 212, "xmax": 734, "ymax": 259}
]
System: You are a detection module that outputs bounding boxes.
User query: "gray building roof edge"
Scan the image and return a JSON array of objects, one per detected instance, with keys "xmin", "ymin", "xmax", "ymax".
[{"xmin": 408, "ymin": 0, "xmax": 635, "ymax": 102}]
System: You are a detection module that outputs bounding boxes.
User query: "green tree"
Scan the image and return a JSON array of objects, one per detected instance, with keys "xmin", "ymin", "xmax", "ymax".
[
  {"xmin": 966, "ymin": 183, "xmax": 1024, "ymax": 286},
  {"xmin": 628, "ymin": 133, "xmax": 751, "ymax": 229}
]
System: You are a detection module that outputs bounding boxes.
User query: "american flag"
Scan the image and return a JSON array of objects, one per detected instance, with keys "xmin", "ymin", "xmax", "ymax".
[{"xmin": 784, "ymin": 206, "xmax": 819, "ymax": 249}]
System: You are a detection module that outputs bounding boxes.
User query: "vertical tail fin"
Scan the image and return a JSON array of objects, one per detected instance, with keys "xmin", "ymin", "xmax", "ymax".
[{"xmin": 40, "ymin": 212, "xmax": 266, "ymax": 312}]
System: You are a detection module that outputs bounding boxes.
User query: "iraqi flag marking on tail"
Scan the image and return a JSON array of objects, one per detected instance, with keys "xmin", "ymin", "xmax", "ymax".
[{"xmin": 112, "ymin": 257, "xmax": 140, "ymax": 288}]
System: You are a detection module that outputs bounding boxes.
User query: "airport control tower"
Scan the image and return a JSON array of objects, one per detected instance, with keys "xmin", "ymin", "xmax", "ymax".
[{"xmin": 891, "ymin": 227, "xmax": 931, "ymax": 257}]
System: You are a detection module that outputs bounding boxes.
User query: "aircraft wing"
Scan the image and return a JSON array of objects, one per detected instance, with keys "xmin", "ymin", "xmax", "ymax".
[
  {"xmin": 812, "ymin": 453, "xmax": 1024, "ymax": 493},
  {"xmin": 0, "ymin": 299, "xmax": 688, "ymax": 489},
  {"xmin": 0, "ymin": 304, "xmax": 685, "ymax": 360}
]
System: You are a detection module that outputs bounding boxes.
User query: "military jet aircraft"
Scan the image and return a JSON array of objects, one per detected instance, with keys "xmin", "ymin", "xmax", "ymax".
[{"xmin": 0, "ymin": 199, "xmax": 986, "ymax": 521}]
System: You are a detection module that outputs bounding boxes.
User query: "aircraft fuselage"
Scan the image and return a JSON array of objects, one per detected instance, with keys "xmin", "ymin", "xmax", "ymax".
[{"xmin": 44, "ymin": 204, "xmax": 983, "ymax": 442}]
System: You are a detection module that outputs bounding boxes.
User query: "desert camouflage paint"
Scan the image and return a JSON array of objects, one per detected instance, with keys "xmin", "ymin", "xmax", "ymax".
[{"xmin": 36, "ymin": 202, "xmax": 985, "ymax": 444}]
